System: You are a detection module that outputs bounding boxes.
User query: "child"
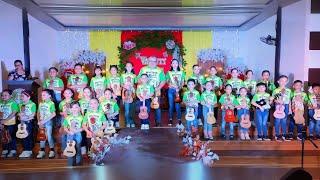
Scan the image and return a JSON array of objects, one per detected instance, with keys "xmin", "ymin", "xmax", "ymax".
[
  {"xmin": 0, "ymin": 89, "xmax": 19, "ymax": 158},
  {"xmin": 183, "ymin": 79, "xmax": 201, "ymax": 133},
  {"xmin": 219, "ymin": 84, "xmax": 237, "ymax": 140},
  {"xmin": 188, "ymin": 65, "xmax": 206, "ymax": 126},
  {"xmin": 244, "ymin": 70, "xmax": 257, "ymax": 98},
  {"xmin": 121, "ymin": 62, "xmax": 136, "ymax": 128},
  {"xmin": 59, "ymin": 88, "xmax": 74, "ymax": 152},
  {"xmin": 100, "ymin": 89, "xmax": 120, "ymax": 128},
  {"xmin": 288, "ymin": 80, "xmax": 308, "ymax": 140},
  {"xmin": 90, "ymin": 66, "xmax": 107, "ymax": 99},
  {"xmin": 272, "ymin": 75, "xmax": 292, "ymax": 142},
  {"xmin": 136, "ymin": 74, "xmax": 154, "ymax": 130},
  {"xmin": 260, "ymin": 70, "xmax": 276, "ymax": 94},
  {"xmin": 226, "ymin": 68, "xmax": 245, "ymax": 95},
  {"xmin": 67, "ymin": 63, "xmax": 88, "ymax": 99},
  {"xmin": 166, "ymin": 59, "xmax": 186, "ymax": 126},
  {"xmin": 37, "ymin": 89, "xmax": 56, "ymax": 159},
  {"xmin": 18, "ymin": 91, "xmax": 36, "ymax": 158},
  {"xmin": 83, "ymin": 98, "xmax": 107, "ymax": 151},
  {"xmin": 43, "ymin": 67, "xmax": 64, "ymax": 103},
  {"xmin": 78, "ymin": 87, "xmax": 93, "ymax": 156},
  {"xmin": 200, "ymin": 81, "xmax": 217, "ymax": 140},
  {"xmin": 308, "ymin": 83, "xmax": 320, "ymax": 140},
  {"xmin": 251, "ymin": 83, "xmax": 272, "ymax": 141},
  {"xmin": 63, "ymin": 101, "xmax": 84, "ymax": 166},
  {"xmin": 107, "ymin": 65, "xmax": 122, "ymax": 106},
  {"xmin": 235, "ymin": 87, "xmax": 251, "ymax": 140}
]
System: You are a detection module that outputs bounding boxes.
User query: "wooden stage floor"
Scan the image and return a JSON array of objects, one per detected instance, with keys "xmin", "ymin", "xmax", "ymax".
[{"xmin": 1, "ymin": 128, "xmax": 320, "ymax": 180}]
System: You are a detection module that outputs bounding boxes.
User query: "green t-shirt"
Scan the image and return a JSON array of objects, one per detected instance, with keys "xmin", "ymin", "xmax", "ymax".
[
  {"xmin": 183, "ymin": 90, "xmax": 201, "ymax": 105},
  {"xmin": 0, "ymin": 99, "xmax": 19, "ymax": 125},
  {"xmin": 79, "ymin": 98, "xmax": 90, "ymax": 114},
  {"xmin": 200, "ymin": 91, "xmax": 217, "ymax": 105},
  {"xmin": 68, "ymin": 74, "xmax": 88, "ymax": 93},
  {"xmin": 39, "ymin": 100, "xmax": 55, "ymax": 120},
  {"xmin": 106, "ymin": 75, "xmax": 121, "ymax": 95},
  {"xmin": 166, "ymin": 70, "xmax": 186, "ymax": 87},
  {"xmin": 291, "ymin": 91, "xmax": 308, "ymax": 103},
  {"xmin": 90, "ymin": 76, "xmax": 107, "ymax": 91},
  {"xmin": 259, "ymin": 80, "xmax": 276, "ymax": 93},
  {"xmin": 59, "ymin": 99, "xmax": 74, "ymax": 114},
  {"xmin": 19, "ymin": 100, "xmax": 36, "ymax": 119},
  {"xmin": 100, "ymin": 99, "xmax": 119, "ymax": 114},
  {"xmin": 252, "ymin": 92, "xmax": 271, "ymax": 109},
  {"xmin": 205, "ymin": 75, "xmax": 223, "ymax": 89},
  {"xmin": 121, "ymin": 72, "xmax": 137, "ymax": 85},
  {"xmin": 308, "ymin": 93, "xmax": 320, "ymax": 107},
  {"xmin": 138, "ymin": 66, "xmax": 166, "ymax": 87},
  {"xmin": 272, "ymin": 87, "xmax": 292, "ymax": 104},
  {"xmin": 188, "ymin": 74, "xmax": 205, "ymax": 85},
  {"xmin": 83, "ymin": 110, "xmax": 106, "ymax": 132},
  {"xmin": 136, "ymin": 84, "xmax": 155, "ymax": 97},
  {"xmin": 219, "ymin": 94, "xmax": 237, "ymax": 106},
  {"xmin": 226, "ymin": 78, "xmax": 245, "ymax": 94},
  {"xmin": 235, "ymin": 96, "xmax": 251, "ymax": 108},
  {"xmin": 244, "ymin": 79, "xmax": 257, "ymax": 94},
  {"xmin": 63, "ymin": 115, "xmax": 84, "ymax": 131},
  {"xmin": 43, "ymin": 77, "xmax": 64, "ymax": 93}
]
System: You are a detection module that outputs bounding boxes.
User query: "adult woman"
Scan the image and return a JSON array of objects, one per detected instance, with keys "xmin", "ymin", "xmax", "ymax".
[{"xmin": 8, "ymin": 60, "xmax": 31, "ymax": 81}]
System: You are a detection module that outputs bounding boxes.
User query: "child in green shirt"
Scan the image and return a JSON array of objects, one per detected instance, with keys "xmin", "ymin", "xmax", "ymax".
[
  {"xmin": 308, "ymin": 83, "xmax": 320, "ymax": 139},
  {"xmin": 226, "ymin": 68, "xmax": 245, "ymax": 95},
  {"xmin": 235, "ymin": 87, "xmax": 251, "ymax": 140},
  {"xmin": 0, "ymin": 89, "xmax": 19, "ymax": 158},
  {"xmin": 43, "ymin": 67, "xmax": 64, "ymax": 103},
  {"xmin": 200, "ymin": 81, "xmax": 217, "ymax": 140},
  {"xmin": 260, "ymin": 70, "xmax": 276, "ymax": 94},
  {"xmin": 90, "ymin": 66, "xmax": 107, "ymax": 99},
  {"xmin": 244, "ymin": 70, "xmax": 257, "ymax": 97},
  {"xmin": 18, "ymin": 91, "xmax": 36, "ymax": 158},
  {"xmin": 183, "ymin": 79, "xmax": 201, "ymax": 133},
  {"xmin": 219, "ymin": 84, "xmax": 237, "ymax": 140},
  {"xmin": 63, "ymin": 101, "xmax": 84, "ymax": 166},
  {"xmin": 37, "ymin": 89, "xmax": 56, "ymax": 159},
  {"xmin": 251, "ymin": 82, "xmax": 272, "ymax": 141},
  {"xmin": 206, "ymin": 66, "xmax": 223, "ymax": 92},
  {"xmin": 67, "ymin": 63, "xmax": 88, "ymax": 99},
  {"xmin": 100, "ymin": 88, "xmax": 120, "ymax": 128},
  {"xmin": 106, "ymin": 65, "xmax": 122, "ymax": 106}
]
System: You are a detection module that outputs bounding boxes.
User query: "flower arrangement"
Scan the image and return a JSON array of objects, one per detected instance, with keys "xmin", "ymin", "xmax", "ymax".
[
  {"xmin": 197, "ymin": 48, "xmax": 225, "ymax": 62},
  {"xmin": 72, "ymin": 50, "xmax": 106, "ymax": 66}
]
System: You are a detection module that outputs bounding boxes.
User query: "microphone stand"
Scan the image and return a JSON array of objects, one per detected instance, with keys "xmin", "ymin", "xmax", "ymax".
[{"xmin": 301, "ymin": 126, "xmax": 318, "ymax": 169}]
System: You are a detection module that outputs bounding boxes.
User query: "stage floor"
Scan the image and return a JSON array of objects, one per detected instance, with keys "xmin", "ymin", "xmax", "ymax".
[{"xmin": 1, "ymin": 128, "xmax": 320, "ymax": 180}]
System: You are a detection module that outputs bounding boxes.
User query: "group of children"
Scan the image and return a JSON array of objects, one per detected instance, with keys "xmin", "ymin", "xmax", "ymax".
[{"xmin": 0, "ymin": 56, "xmax": 320, "ymax": 165}]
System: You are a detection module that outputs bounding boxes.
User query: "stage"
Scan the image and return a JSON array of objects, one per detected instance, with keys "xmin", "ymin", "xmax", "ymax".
[{"xmin": 1, "ymin": 128, "xmax": 320, "ymax": 180}]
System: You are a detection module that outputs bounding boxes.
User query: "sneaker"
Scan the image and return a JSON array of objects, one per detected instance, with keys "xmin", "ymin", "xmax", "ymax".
[
  {"xmin": 168, "ymin": 120, "xmax": 173, "ymax": 126},
  {"xmin": 275, "ymin": 135, "xmax": 283, "ymax": 142},
  {"xmin": 245, "ymin": 133, "xmax": 250, "ymax": 140},
  {"xmin": 49, "ymin": 151, "xmax": 55, "ymax": 159},
  {"xmin": 19, "ymin": 151, "xmax": 29, "ymax": 158},
  {"xmin": 115, "ymin": 122, "xmax": 120, "ymax": 128},
  {"xmin": 7, "ymin": 150, "xmax": 16, "ymax": 158},
  {"xmin": 131, "ymin": 124, "xmax": 135, "ymax": 128},
  {"xmin": 208, "ymin": 136, "xmax": 214, "ymax": 140},
  {"xmin": 263, "ymin": 136, "xmax": 271, "ymax": 141},
  {"xmin": 240, "ymin": 133, "xmax": 245, "ymax": 140},
  {"xmin": 257, "ymin": 135, "xmax": 263, "ymax": 141},
  {"xmin": 145, "ymin": 124, "xmax": 150, "ymax": 130},
  {"xmin": 1, "ymin": 150, "xmax": 8, "ymax": 158},
  {"xmin": 126, "ymin": 124, "xmax": 131, "ymax": 128},
  {"xmin": 220, "ymin": 134, "xmax": 226, "ymax": 140},
  {"xmin": 297, "ymin": 134, "xmax": 303, "ymax": 141},
  {"xmin": 140, "ymin": 124, "xmax": 145, "ymax": 130},
  {"xmin": 282, "ymin": 136, "xmax": 291, "ymax": 142},
  {"xmin": 288, "ymin": 133, "xmax": 294, "ymax": 140},
  {"xmin": 229, "ymin": 135, "xmax": 234, "ymax": 140},
  {"xmin": 198, "ymin": 119, "xmax": 203, "ymax": 126},
  {"xmin": 36, "ymin": 151, "xmax": 45, "ymax": 159}
]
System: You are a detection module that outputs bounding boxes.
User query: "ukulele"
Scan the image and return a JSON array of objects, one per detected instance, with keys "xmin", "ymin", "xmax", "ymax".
[
  {"xmin": 273, "ymin": 104, "xmax": 286, "ymax": 119},
  {"xmin": 207, "ymin": 106, "xmax": 216, "ymax": 125},
  {"xmin": 0, "ymin": 111, "xmax": 11, "ymax": 144},
  {"xmin": 185, "ymin": 107, "xmax": 196, "ymax": 121},
  {"xmin": 313, "ymin": 107, "xmax": 320, "ymax": 120},
  {"xmin": 240, "ymin": 114, "xmax": 251, "ymax": 129},
  {"xmin": 173, "ymin": 76, "xmax": 182, "ymax": 103},
  {"xmin": 139, "ymin": 98, "xmax": 149, "ymax": 120},
  {"xmin": 113, "ymin": 84, "xmax": 121, "ymax": 96},
  {"xmin": 292, "ymin": 95, "xmax": 305, "ymax": 124},
  {"xmin": 122, "ymin": 84, "xmax": 134, "ymax": 104},
  {"xmin": 104, "ymin": 120, "xmax": 116, "ymax": 135},
  {"xmin": 63, "ymin": 140, "xmax": 76, "ymax": 157},
  {"xmin": 151, "ymin": 90, "xmax": 160, "ymax": 109},
  {"xmin": 16, "ymin": 105, "xmax": 29, "ymax": 139}
]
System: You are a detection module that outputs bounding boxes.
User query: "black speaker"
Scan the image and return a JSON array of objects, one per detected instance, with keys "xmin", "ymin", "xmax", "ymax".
[{"xmin": 280, "ymin": 168, "xmax": 312, "ymax": 180}]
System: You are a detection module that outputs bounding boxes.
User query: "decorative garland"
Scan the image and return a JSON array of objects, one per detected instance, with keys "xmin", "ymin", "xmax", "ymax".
[{"xmin": 118, "ymin": 31, "xmax": 186, "ymax": 72}]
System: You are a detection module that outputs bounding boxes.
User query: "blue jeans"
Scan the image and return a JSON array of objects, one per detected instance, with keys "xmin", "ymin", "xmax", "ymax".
[
  {"xmin": 139, "ymin": 99, "xmax": 151, "ymax": 125},
  {"xmin": 167, "ymin": 88, "xmax": 181, "ymax": 120},
  {"xmin": 23, "ymin": 121, "xmax": 34, "ymax": 151},
  {"xmin": 202, "ymin": 106, "xmax": 212, "ymax": 132},
  {"xmin": 124, "ymin": 102, "xmax": 135, "ymax": 125},
  {"xmin": 2, "ymin": 125, "xmax": 17, "ymax": 151},
  {"xmin": 274, "ymin": 104, "xmax": 289, "ymax": 136},
  {"xmin": 309, "ymin": 109, "xmax": 320, "ymax": 136},
  {"xmin": 221, "ymin": 110, "xmax": 234, "ymax": 136},
  {"xmin": 256, "ymin": 109, "xmax": 269, "ymax": 136},
  {"xmin": 67, "ymin": 132, "xmax": 82, "ymax": 166},
  {"xmin": 40, "ymin": 120, "xmax": 55, "ymax": 149},
  {"xmin": 238, "ymin": 108, "xmax": 250, "ymax": 133},
  {"xmin": 186, "ymin": 107, "xmax": 198, "ymax": 131},
  {"xmin": 288, "ymin": 113, "xmax": 303, "ymax": 135}
]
